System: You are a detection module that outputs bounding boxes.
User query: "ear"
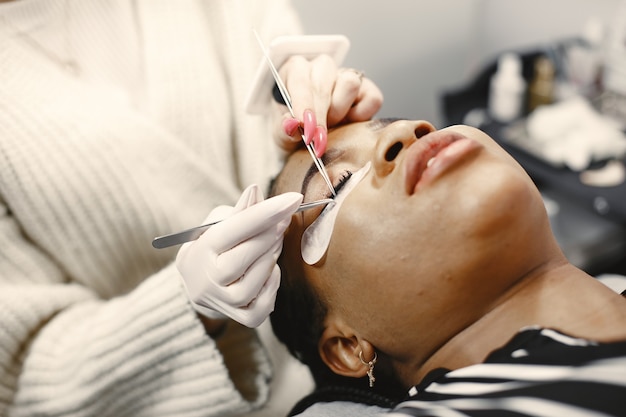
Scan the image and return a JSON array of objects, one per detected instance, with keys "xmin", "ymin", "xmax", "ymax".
[{"xmin": 318, "ymin": 316, "xmax": 375, "ymax": 379}]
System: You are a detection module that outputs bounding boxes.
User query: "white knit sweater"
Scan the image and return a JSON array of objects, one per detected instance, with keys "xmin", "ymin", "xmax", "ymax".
[{"xmin": 0, "ymin": 0, "xmax": 302, "ymax": 415}]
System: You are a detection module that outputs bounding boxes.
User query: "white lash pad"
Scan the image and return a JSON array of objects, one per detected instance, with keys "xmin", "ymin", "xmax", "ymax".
[{"xmin": 301, "ymin": 162, "xmax": 371, "ymax": 265}]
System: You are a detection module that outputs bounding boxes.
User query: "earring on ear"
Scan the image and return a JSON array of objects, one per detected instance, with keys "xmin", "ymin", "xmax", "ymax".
[{"xmin": 359, "ymin": 350, "xmax": 378, "ymax": 388}]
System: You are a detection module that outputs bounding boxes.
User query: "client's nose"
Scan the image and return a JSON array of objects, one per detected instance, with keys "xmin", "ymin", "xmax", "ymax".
[{"xmin": 373, "ymin": 120, "xmax": 436, "ymax": 177}]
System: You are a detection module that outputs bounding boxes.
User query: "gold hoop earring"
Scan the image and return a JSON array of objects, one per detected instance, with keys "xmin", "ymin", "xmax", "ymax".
[{"xmin": 359, "ymin": 350, "xmax": 378, "ymax": 388}]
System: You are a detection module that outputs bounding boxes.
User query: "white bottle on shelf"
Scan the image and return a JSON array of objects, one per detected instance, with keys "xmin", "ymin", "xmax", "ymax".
[{"xmin": 488, "ymin": 53, "xmax": 526, "ymax": 123}]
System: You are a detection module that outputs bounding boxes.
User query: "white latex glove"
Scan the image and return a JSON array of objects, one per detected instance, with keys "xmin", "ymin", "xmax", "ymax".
[{"xmin": 176, "ymin": 184, "xmax": 303, "ymax": 328}]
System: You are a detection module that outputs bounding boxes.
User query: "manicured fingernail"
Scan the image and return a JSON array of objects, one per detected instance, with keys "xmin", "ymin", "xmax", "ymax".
[
  {"xmin": 303, "ymin": 109, "xmax": 316, "ymax": 145},
  {"xmin": 313, "ymin": 126, "xmax": 327, "ymax": 158},
  {"xmin": 282, "ymin": 117, "xmax": 300, "ymax": 137}
]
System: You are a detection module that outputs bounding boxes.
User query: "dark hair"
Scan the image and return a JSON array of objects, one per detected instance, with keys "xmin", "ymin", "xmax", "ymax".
[
  {"xmin": 269, "ymin": 232, "xmax": 405, "ymax": 407},
  {"xmin": 269, "ymin": 248, "xmax": 332, "ymax": 377}
]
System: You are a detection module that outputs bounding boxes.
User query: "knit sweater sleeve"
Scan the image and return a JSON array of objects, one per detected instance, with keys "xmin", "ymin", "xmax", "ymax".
[
  {"xmin": 0, "ymin": 0, "xmax": 304, "ymax": 415},
  {"xmin": 0, "ymin": 1, "xmax": 288, "ymax": 415},
  {"xmin": 0, "ymin": 199, "xmax": 270, "ymax": 417}
]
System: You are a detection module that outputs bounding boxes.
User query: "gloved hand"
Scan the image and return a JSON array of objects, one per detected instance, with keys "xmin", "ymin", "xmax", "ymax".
[
  {"xmin": 176, "ymin": 184, "xmax": 303, "ymax": 328},
  {"xmin": 274, "ymin": 55, "xmax": 384, "ymax": 156}
]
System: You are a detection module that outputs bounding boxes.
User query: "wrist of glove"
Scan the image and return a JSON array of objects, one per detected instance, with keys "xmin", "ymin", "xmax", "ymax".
[{"xmin": 176, "ymin": 184, "xmax": 303, "ymax": 328}]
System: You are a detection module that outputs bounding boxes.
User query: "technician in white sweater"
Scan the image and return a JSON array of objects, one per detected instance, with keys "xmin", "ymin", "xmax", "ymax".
[{"xmin": 0, "ymin": 1, "xmax": 383, "ymax": 416}]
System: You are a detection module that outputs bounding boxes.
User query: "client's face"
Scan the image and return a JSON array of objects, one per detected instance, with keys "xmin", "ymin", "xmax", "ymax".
[{"xmin": 275, "ymin": 120, "xmax": 552, "ymax": 367}]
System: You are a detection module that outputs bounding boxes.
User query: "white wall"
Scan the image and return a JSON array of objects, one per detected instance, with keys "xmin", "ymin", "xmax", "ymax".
[{"xmin": 292, "ymin": 0, "xmax": 623, "ymax": 127}]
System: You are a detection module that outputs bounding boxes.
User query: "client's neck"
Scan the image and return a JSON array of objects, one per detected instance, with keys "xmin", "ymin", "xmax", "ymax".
[{"xmin": 408, "ymin": 261, "xmax": 626, "ymax": 385}]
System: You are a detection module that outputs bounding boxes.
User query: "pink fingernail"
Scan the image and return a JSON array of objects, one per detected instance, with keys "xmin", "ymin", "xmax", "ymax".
[
  {"xmin": 303, "ymin": 109, "xmax": 316, "ymax": 145},
  {"xmin": 313, "ymin": 126, "xmax": 327, "ymax": 158},
  {"xmin": 282, "ymin": 117, "xmax": 300, "ymax": 137}
]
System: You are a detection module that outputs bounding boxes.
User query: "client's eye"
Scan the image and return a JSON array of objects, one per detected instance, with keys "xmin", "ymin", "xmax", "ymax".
[{"xmin": 327, "ymin": 171, "xmax": 353, "ymax": 199}]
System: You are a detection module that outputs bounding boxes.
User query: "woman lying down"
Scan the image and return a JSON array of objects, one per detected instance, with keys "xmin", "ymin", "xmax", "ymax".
[{"xmin": 268, "ymin": 119, "xmax": 626, "ymax": 417}]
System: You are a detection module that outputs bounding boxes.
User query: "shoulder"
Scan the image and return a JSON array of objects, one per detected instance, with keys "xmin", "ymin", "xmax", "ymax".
[
  {"xmin": 484, "ymin": 326, "xmax": 626, "ymax": 366},
  {"xmin": 394, "ymin": 327, "xmax": 626, "ymax": 416},
  {"xmin": 596, "ymin": 273, "xmax": 626, "ymax": 296}
]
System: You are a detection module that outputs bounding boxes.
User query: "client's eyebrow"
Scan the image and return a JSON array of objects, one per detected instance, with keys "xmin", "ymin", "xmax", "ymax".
[
  {"xmin": 368, "ymin": 117, "xmax": 403, "ymax": 131},
  {"xmin": 300, "ymin": 119, "xmax": 403, "ymax": 194},
  {"xmin": 300, "ymin": 150, "xmax": 341, "ymax": 195}
]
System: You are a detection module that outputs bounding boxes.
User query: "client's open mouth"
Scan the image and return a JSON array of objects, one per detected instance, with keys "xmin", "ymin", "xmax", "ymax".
[{"xmin": 404, "ymin": 130, "xmax": 481, "ymax": 195}]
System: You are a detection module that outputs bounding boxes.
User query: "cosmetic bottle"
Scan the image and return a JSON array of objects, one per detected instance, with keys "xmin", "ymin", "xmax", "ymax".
[
  {"xmin": 528, "ymin": 55, "xmax": 555, "ymax": 113},
  {"xmin": 488, "ymin": 53, "xmax": 526, "ymax": 123}
]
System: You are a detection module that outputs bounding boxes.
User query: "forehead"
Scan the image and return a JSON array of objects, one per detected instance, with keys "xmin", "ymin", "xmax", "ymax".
[{"xmin": 274, "ymin": 121, "xmax": 373, "ymax": 195}]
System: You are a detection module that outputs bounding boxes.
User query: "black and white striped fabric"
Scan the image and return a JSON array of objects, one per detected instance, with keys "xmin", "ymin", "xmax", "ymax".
[{"xmin": 389, "ymin": 326, "xmax": 626, "ymax": 417}]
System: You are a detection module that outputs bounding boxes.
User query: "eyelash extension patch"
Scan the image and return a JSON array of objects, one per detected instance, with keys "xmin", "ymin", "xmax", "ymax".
[{"xmin": 301, "ymin": 162, "xmax": 371, "ymax": 265}]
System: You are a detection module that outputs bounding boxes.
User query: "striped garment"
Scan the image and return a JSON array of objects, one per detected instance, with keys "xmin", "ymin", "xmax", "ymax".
[{"xmin": 389, "ymin": 327, "xmax": 626, "ymax": 417}]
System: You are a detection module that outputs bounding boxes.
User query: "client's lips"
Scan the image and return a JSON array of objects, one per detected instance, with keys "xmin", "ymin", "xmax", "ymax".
[{"xmin": 404, "ymin": 130, "xmax": 481, "ymax": 195}]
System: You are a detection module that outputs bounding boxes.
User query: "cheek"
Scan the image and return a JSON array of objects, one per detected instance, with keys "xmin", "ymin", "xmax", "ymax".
[
  {"xmin": 329, "ymin": 202, "xmax": 393, "ymax": 273},
  {"xmin": 322, "ymin": 215, "xmax": 428, "ymax": 346},
  {"xmin": 321, "ymin": 183, "xmax": 433, "ymax": 284},
  {"xmin": 322, "ymin": 201, "xmax": 421, "ymax": 313},
  {"xmin": 329, "ymin": 188, "xmax": 438, "ymax": 271}
]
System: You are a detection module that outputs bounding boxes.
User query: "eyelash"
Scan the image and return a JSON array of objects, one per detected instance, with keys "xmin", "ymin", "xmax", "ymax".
[{"xmin": 328, "ymin": 171, "xmax": 353, "ymax": 199}]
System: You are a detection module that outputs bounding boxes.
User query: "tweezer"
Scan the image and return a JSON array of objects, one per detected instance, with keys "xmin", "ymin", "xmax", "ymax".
[
  {"xmin": 151, "ymin": 199, "xmax": 333, "ymax": 249},
  {"xmin": 253, "ymin": 30, "xmax": 336, "ymax": 197}
]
